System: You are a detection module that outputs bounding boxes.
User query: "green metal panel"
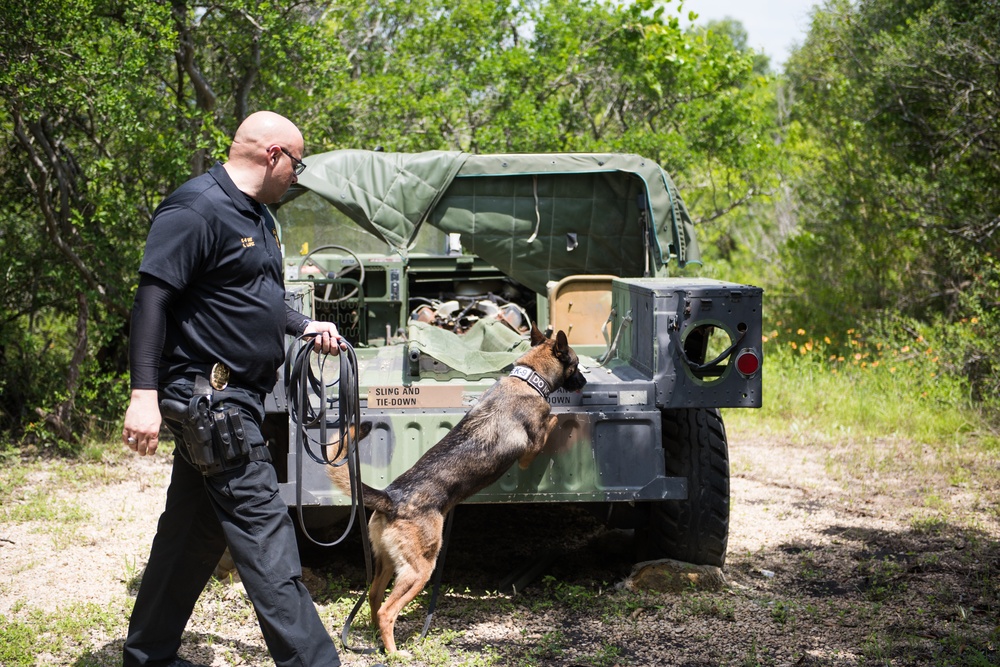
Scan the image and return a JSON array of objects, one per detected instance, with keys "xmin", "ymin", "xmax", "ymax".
[{"xmin": 294, "ymin": 404, "xmax": 673, "ymax": 506}]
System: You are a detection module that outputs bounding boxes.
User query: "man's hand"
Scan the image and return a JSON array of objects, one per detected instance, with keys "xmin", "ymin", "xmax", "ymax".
[
  {"xmin": 303, "ymin": 320, "xmax": 348, "ymax": 355},
  {"xmin": 123, "ymin": 389, "xmax": 161, "ymax": 456}
]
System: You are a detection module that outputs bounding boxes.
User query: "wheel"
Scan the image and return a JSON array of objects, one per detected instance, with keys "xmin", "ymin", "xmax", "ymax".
[
  {"xmin": 636, "ymin": 407, "xmax": 730, "ymax": 567},
  {"xmin": 298, "ymin": 244, "xmax": 366, "ymax": 303}
]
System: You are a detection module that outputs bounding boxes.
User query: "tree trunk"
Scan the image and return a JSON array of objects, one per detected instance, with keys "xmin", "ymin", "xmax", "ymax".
[{"xmin": 35, "ymin": 292, "xmax": 89, "ymax": 443}]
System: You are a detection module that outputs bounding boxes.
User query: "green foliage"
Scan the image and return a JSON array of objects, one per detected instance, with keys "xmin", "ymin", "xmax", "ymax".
[
  {"xmin": 0, "ymin": 615, "xmax": 37, "ymax": 667},
  {"xmin": 0, "ymin": 0, "xmax": 349, "ymax": 449},
  {"xmin": 778, "ymin": 0, "xmax": 1000, "ymax": 416},
  {"xmin": 2, "ymin": 0, "xmax": 997, "ymax": 450},
  {"xmin": 326, "ymin": 0, "xmax": 779, "ymax": 215},
  {"xmin": 735, "ymin": 311, "xmax": 996, "ymax": 446},
  {"xmin": 1, "ymin": 0, "xmax": 177, "ymax": 447},
  {"xmin": 0, "ymin": 0, "xmax": 779, "ymax": 448}
]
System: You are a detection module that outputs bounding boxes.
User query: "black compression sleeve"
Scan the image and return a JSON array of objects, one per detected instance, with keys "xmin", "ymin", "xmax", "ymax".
[
  {"xmin": 286, "ymin": 306, "xmax": 310, "ymax": 337},
  {"xmin": 128, "ymin": 275, "xmax": 178, "ymax": 390}
]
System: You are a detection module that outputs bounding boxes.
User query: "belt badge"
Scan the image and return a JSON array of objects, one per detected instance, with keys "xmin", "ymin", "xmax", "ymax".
[{"xmin": 210, "ymin": 362, "xmax": 230, "ymax": 391}]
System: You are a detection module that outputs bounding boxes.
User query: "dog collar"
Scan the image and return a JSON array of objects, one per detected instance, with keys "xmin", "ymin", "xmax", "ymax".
[{"xmin": 509, "ymin": 365, "xmax": 551, "ymax": 398}]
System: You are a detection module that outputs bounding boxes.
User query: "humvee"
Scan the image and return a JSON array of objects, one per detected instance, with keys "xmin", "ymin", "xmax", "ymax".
[{"xmin": 266, "ymin": 150, "xmax": 762, "ymax": 567}]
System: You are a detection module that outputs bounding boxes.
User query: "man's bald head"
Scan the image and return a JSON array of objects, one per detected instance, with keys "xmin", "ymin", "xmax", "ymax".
[
  {"xmin": 224, "ymin": 111, "xmax": 305, "ymax": 204},
  {"xmin": 230, "ymin": 111, "xmax": 302, "ymax": 161}
]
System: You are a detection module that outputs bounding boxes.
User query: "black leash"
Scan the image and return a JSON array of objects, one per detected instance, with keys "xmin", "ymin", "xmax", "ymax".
[
  {"xmin": 286, "ymin": 335, "xmax": 369, "ymax": 554},
  {"xmin": 286, "ymin": 334, "xmax": 380, "ymax": 653}
]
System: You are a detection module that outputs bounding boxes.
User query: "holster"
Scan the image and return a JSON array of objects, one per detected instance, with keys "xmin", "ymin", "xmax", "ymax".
[{"xmin": 159, "ymin": 377, "xmax": 266, "ymax": 476}]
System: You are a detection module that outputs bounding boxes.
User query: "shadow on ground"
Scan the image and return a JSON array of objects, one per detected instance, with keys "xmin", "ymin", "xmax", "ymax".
[{"xmin": 297, "ymin": 503, "xmax": 997, "ymax": 666}]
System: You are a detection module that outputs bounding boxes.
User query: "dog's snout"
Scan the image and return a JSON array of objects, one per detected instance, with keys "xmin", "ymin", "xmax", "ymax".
[{"xmin": 565, "ymin": 370, "xmax": 587, "ymax": 392}]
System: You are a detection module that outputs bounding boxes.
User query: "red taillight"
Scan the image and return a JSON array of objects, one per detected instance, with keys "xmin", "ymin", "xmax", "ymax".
[{"xmin": 735, "ymin": 349, "xmax": 761, "ymax": 377}]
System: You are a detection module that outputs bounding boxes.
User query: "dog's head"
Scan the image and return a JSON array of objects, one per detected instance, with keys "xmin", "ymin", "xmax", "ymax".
[{"xmin": 528, "ymin": 323, "xmax": 587, "ymax": 392}]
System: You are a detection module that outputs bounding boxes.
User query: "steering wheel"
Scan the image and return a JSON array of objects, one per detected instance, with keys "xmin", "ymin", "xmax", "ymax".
[{"xmin": 297, "ymin": 244, "xmax": 366, "ymax": 304}]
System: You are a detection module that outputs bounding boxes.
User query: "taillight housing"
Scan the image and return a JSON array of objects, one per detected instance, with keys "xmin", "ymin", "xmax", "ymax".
[{"xmin": 735, "ymin": 348, "xmax": 762, "ymax": 377}]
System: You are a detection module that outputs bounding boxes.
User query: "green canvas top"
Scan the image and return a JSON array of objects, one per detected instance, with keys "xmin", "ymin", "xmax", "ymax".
[
  {"xmin": 407, "ymin": 318, "xmax": 531, "ymax": 378},
  {"xmin": 285, "ymin": 150, "xmax": 701, "ymax": 294}
]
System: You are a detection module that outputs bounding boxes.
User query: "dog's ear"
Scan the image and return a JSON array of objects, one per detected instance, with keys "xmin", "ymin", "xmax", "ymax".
[
  {"xmin": 554, "ymin": 330, "xmax": 569, "ymax": 358},
  {"xmin": 530, "ymin": 321, "xmax": 548, "ymax": 346}
]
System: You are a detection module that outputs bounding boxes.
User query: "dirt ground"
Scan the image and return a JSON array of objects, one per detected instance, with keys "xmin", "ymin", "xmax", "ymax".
[{"xmin": 1, "ymin": 425, "xmax": 997, "ymax": 666}]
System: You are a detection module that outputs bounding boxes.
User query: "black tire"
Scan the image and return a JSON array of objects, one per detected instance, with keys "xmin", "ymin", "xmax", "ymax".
[{"xmin": 636, "ymin": 407, "xmax": 730, "ymax": 567}]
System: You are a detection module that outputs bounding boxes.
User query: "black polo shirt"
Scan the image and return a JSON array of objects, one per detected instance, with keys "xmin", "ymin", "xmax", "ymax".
[{"xmin": 139, "ymin": 163, "xmax": 298, "ymax": 394}]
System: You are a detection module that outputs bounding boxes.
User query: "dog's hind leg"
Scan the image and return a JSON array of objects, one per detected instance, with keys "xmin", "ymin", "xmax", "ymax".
[
  {"xmin": 368, "ymin": 548, "xmax": 394, "ymax": 620},
  {"xmin": 367, "ymin": 514, "xmax": 393, "ymax": 620},
  {"xmin": 376, "ymin": 516, "xmax": 443, "ymax": 654}
]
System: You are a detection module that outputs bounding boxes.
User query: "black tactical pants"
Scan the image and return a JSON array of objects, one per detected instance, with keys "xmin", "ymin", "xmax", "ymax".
[{"xmin": 123, "ymin": 380, "xmax": 340, "ymax": 667}]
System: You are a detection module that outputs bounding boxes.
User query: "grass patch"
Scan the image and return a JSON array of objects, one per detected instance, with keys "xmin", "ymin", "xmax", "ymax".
[
  {"xmin": 2, "ymin": 488, "xmax": 90, "ymax": 524},
  {"xmin": 680, "ymin": 592, "xmax": 737, "ymax": 621},
  {"xmin": 0, "ymin": 600, "xmax": 128, "ymax": 666},
  {"xmin": 406, "ymin": 628, "xmax": 499, "ymax": 666},
  {"xmin": 0, "ymin": 615, "xmax": 38, "ymax": 667},
  {"xmin": 725, "ymin": 321, "xmax": 1000, "ymax": 521},
  {"xmin": 540, "ymin": 575, "xmax": 600, "ymax": 612},
  {"xmin": 522, "ymin": 629, "xmax": 568, "ymax": 664},
  {"xmin": 728, "ymin": 317, "xmax": 996, "ymax": 437}
]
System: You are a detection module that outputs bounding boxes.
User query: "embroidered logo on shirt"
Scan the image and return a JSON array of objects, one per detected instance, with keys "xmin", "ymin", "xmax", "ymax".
[{"xmin": 241, "ymin": 236, "xmax": 255, "ymax": 248}]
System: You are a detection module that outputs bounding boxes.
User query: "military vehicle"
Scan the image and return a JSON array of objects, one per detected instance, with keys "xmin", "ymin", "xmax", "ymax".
[{"xmin": 267, "ymin": 150, "xmax": 762, "ymax": 567}]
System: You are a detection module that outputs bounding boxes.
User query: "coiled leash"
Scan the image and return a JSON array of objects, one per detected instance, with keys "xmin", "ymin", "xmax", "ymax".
[
  {"xmin": 286, "ymin": 334, "xmax": 381, "ymax": 653},
  {"xmin": 286, "ymin": 334, "xmax": 367, "ymax": 550}
]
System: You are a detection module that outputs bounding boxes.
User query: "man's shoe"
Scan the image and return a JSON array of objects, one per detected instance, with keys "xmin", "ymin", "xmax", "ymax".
[{"xmin": 164, "ymin": 659, "xmax": 210, "ymax": 667}]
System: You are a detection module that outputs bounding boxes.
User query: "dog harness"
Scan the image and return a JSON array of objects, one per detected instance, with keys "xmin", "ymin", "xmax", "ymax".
[{"xmin": 509, "ymin": 365, "xmax": 551, "ymax": 398}]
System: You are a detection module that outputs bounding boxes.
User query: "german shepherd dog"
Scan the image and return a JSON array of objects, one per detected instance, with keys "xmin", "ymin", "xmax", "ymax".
[{"xmin": 327, "ymin": 323, "xmax": 587, "ymax": 654}]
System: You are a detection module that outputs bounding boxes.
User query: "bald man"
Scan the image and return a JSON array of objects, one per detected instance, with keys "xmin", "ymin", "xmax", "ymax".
[{"xmin": 122, "ymin": 111, "xmax": 347, "ymax": 667}]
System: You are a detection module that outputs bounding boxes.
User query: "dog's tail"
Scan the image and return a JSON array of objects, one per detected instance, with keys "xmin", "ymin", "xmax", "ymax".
[{"xmin": 323, "ymin": 423, "xmax": 395, "ymax": 515}]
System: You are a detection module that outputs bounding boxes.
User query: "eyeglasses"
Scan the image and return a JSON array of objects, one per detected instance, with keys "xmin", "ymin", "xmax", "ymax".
[{"xmin": 280, "ymin": 147, "xmax": 307, "ymax": 176}]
